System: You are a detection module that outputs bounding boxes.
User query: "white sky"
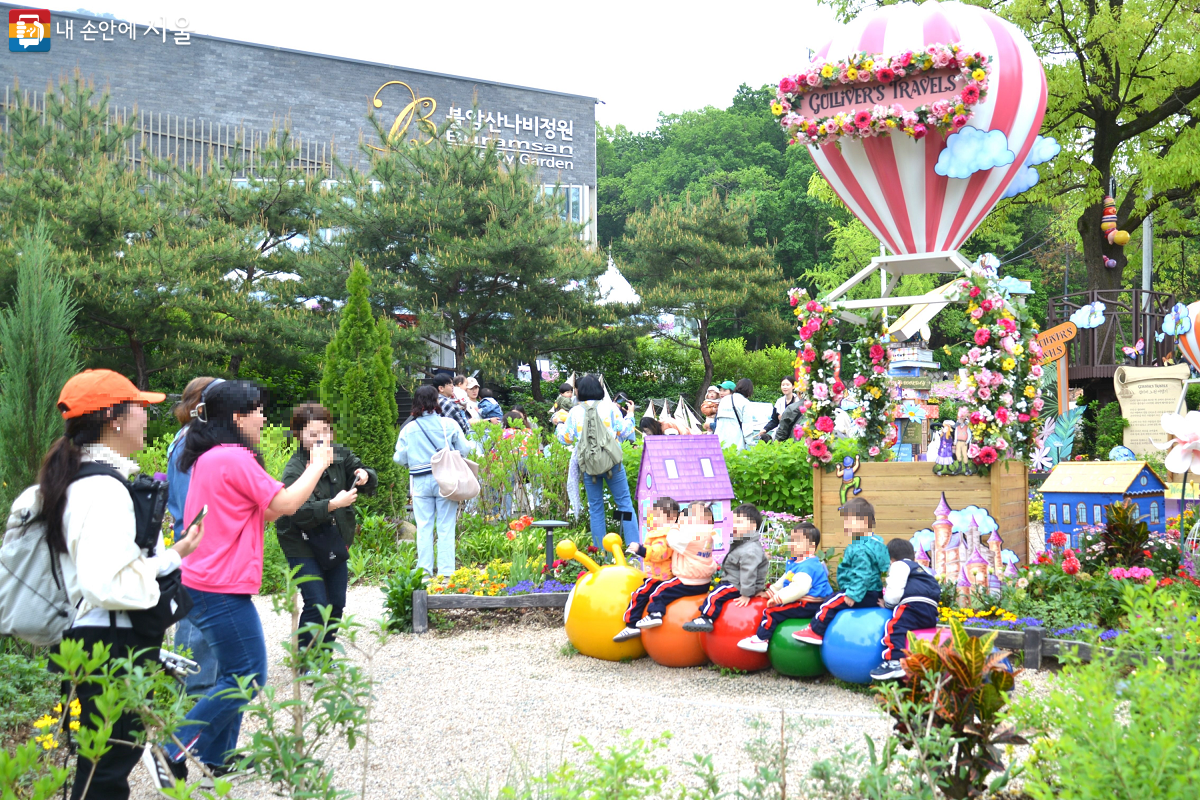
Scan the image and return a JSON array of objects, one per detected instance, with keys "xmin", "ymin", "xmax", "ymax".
[{"xmin": 54, "ymin": 0, "xmax": 841, "ymax": 133}]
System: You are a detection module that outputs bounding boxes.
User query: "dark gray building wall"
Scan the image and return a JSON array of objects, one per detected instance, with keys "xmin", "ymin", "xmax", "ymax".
[{"xmin": 2, "ymin": 3, "xmax": 597, "ymax": 234}]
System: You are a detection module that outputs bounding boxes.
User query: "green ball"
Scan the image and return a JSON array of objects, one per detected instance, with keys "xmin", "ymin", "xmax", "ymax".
[{"xmin": 769, "ymin": 619, "xmax": 827, "ymax": 678}]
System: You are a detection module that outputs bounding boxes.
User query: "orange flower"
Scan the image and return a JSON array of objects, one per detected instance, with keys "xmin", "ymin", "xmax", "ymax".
[
  {"xmin": 506, "ymin": 531, "xmax": 516, "ymax": 540},
  {"xmin": 509, "ymin": 521, "xmax": 521, "ymax": 531}
]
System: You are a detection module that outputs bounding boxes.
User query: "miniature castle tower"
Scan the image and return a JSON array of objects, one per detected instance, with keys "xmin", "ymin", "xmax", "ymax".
[
  {"xmin": 915, "ymin": 543, "xmax": 931, "ymax": 570},
  {"xmin": 966, "ymin": 516, "xmax": 982, "ymax": 554},
  {"xmin": 987, "ymin": 571, "xmax": 1003, "ymax": 599},
  {"xmin": 956, "ymin": 565, "xmax": 972, "ymax": 606},
  {"xmin": 945, "ymin": 530, "xmax": 963, "ymax": 582},
  {"xmin": 1004, "ymin": 560, "xmax": 1020, "ymax": 579},
  {"xmin": 986, "ymin": 530, "xmax": 1004, "ymax": 575},
  {"xmin": 932, "ymin": 493, "xmax": 953, "ymax": 577},
  {"xmin": 966, "ymin": 544, "xmax": 990, "ymax": 587}
]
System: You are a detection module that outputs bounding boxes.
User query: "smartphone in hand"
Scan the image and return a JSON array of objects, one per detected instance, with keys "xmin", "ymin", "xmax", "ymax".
[{"xmin": 184, "ymin": 504, "xmax": 208, "ymax": 533}]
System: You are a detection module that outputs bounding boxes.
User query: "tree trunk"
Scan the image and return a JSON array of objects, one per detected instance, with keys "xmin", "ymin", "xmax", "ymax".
[
  {"xmin": 454, "ymin": 326, "xmax": 467, "ymax": 375},
  {"xmin": 229, "ymin": 353, "xmax": 244, "ymax": 376},
  {"xmin": 128, "ymin": 333, "xmax": 149, "ymax": 389},
  {"xmin": 529, "ymin": 349, "xmax": 543, "ymax": 402},
  {"xmin": 1078, "ymin": 201, "xmax": 1127, "ymax": 366},
  {"xmin": 695, "ymin": 319, "xmax": 713, "ymax": 410}
]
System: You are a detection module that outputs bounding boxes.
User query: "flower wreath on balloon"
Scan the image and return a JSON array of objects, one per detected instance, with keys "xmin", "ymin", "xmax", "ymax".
[
  {"xmin": 773, "ymin": 43, "xmax": 992, "ymax": 146},
  {"xmin": 939, "ymin": 262, "xmax": 1044, "ymax": 477},
  {"xmin": 789, "ymin": 288, "xmax": 895, "ymax": 466}
]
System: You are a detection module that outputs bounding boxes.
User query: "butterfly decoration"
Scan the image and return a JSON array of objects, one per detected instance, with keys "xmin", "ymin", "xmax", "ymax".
[
  {"xmin": 1162, "ymin": 302, "xmax": 1193, "ymax": 337},
  {"xmin": 1122, "ymin": 338, "xmax": 1145, "ymax": 360},
  {"xmin": 1156, "ymin": 331, "xmax": 1167, "ymax": 342},
  {"xmin": 1069, "ymin": 301, "xmax": 1106, "ymax": 330}
]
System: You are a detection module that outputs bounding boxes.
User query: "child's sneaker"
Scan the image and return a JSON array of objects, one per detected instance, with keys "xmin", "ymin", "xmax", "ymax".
[
  {"xmin": 613, "ymin": 626, "xmax": 642, "ymax": 642},
  {"xmin": 869, "ymin": 659, "xmax": 906, "ymax": 681},
  {"xmin": 635, "ymin": 613, "xmax": 663, "ymax": 629},
  {"xmin": 737, "ymin": 635, "xmax": 769, "ymax": 652},
  {"xmin": 793, "ymin": 627, "xmax": 823, "ymax": 645},
  {"xmin": 142, "ymin": 746, "xmax": 187, "ymax": 796},
  {"xmin": 681, "ymin": 617, "xmax": 714, "ymax": 632}
]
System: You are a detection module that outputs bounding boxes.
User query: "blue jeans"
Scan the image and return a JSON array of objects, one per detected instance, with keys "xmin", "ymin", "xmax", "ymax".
[
  {"xmin": 582, "ymin": 462, "xmax": 639, "ymax": 547},
  {"xmin": 166, "ymin": 589, "xmax": 266, "ymax": 768},
  {"xmin": 174, "ymin": 617, "xmax": 218, "ymax": 694},
  {"xmin": 286, "ymin": 556, "xmax": 348, "ymax": 650},
  {"xmin": 411, "ymin": 473, "xmax": 458, "ymax": 576}
]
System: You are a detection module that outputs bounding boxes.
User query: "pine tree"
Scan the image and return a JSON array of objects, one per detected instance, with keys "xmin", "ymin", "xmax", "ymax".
[
  {"xmin": 0, "ymin": 222, "xmax": 81, "ymax": 508},
  {"xmin": 623, "ymin": 191, "xmax": 789, "ymax": 408},
  {"xmin": 321, "ymin": 262, "xmax": 400, "ymax": 508}
]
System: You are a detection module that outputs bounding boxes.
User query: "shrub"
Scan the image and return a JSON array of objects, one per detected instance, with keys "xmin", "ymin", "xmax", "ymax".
[
  {"xmin": 0, "ymin": 650, "xmax": 58, "ymax": 743},
  {"xmin": 725, "ymin": 439, "xmax": 814, "ymax": 516},
  {"xmin": 382, "ymin": 561, "xmax": 427, "ymax": 633},
  {"xmin": 1089, "ymin": 401, "xmax": 1129, "ymax": 458}
]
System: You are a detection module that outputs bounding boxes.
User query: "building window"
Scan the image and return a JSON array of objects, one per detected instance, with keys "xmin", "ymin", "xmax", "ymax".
[
  {"xmin": 700, "ymin": 458, "xmax": 714, "ymax": 478},
  {"xmin": 1150, "ymin": 502, "xmax": 1160, "ymax": 523},
  {"xmin": 538, "ymin": 185, "xmax": 589, "ymax": 232},
  {"xmin": 1049, "ymin": 503, "xmax": 1057, "ymax": 524},
  {"xmin": 1077, "ymin": 503, "xmax": 1086, "ymax": 528},
  {"xmin": 1093, "ymin": 505, "xmax": 1102, "ymax": 525},
  {"xmin": 664, "ymin": 459, "xmax": 678, "ymax": 480},
  {"xmin": 1062, "ymin": 504, "xmax": 1070, "ymax": 525}
]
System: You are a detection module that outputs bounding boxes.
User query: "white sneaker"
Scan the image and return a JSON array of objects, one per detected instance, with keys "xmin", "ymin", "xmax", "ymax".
[
  {"xmin": 613, "ymin": 626, "xmax": 642, "ymax": 642},
  {"xmin": 635, "ymin": 613, "xmax": 663, "ymax": 629},
  {"xmin": 737, "ymin": 635, "xmax": 769, "ymax": 653}
]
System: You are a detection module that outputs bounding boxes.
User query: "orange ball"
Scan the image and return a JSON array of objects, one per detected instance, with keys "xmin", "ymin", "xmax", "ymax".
[
  {"xmin": 701, "ymin": 595, "xmax": 771, "ymax": 672},
  {"xmin": 641, "ymin": 594, "xmax": 710, "ymax": 668}
]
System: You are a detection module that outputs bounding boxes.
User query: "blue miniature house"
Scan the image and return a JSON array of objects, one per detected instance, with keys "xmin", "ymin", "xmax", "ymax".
[
  {"xmin": 636, "ymin": 435, "xmax": 735, "ymax": 557},
  {"xmin": 1040, "ymin": 461, "xmax": 1166, "ymax": 547}
]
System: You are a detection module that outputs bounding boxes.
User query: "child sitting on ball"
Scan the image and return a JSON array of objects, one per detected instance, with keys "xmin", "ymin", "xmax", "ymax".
[
  {"xmin": 868, "ymin": 538, "xmax": 942, "ymax": 682},
  {"xmin": 613, "ymin": 497, "xmax": 680, "ymax": 642},
  {"xmin": 635, "ymin": 501, "xmax": 718, "ymax": 628},
  {"xmin": 736, "ymin": 521, "xmax": 832, "ymax": 652},
  {"xmin": 794, "ymin": 497, "xmax": 890, "ymax": 646},
  {"xmin": 681, "ymin": 504, "xmax": 769, "ymax": 633}
]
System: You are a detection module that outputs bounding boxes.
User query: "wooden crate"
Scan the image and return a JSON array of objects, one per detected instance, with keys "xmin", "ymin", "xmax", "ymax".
[{"xmin": 812, "ymin": 460, "xmax": 1029, "ymax": 562}]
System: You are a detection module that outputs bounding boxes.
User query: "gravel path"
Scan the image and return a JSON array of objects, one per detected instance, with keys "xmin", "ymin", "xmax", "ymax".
[{"xmin": 129, "ymin": 586, "xmax": 1051, "ymax": 799}]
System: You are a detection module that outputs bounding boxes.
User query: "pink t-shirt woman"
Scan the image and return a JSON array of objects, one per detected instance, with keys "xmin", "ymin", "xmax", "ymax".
[{"xmin": 182, "ymin": 444, "xmax": 284, "ymax": 595}]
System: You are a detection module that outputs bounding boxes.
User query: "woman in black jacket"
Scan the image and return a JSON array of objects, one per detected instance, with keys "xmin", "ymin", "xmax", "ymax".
[{"xmin": 276, "ymin": 403, "xmax": 377, "ymax": 650}]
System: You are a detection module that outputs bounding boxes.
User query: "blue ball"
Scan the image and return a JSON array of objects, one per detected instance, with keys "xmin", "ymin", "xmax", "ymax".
[{"xmin": 822, "ymin": 607, "xmax": 891, "ymax": 684}]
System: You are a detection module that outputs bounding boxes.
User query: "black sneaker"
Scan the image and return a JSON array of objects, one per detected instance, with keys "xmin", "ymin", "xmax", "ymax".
[
  {"xmin": 870, "ymin": 659, "xmax": 906, "ymax": 682},
  {"xmin": 681, "ymin": 617, "xmax": 714, "ymax": 632},
  {"xmin": 141, "ymin": 746, "xmax": 186, "ymax": 795}
]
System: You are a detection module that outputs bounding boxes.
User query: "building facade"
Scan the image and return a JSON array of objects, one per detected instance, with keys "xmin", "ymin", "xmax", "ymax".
[{"xmin": 3, "ymin": 4, "xmax": 598, "ymax": 238}]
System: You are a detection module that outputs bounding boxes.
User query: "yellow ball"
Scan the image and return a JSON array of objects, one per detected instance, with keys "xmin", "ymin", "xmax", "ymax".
[
  {"xmin": 1113, "ymin": 230, "xmax": 1131, "ymax": 246},
  {"xmin": 1101, "ymin": 221, "xmax": 1116, "ymax": 232}
]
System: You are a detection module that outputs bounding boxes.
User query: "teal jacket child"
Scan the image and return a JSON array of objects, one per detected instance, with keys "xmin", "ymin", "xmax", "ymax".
[{"xmin": 836, "ymin": 534, "xmax": 890, "ymax": 603}]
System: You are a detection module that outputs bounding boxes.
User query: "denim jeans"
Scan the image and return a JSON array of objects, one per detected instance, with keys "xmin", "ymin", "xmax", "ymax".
[
  {"xmin": 165, "ymin": 589, "xmax": 266, "ymax": 768},
  {"xmin": 174, "ymin": 616, "xmax": 218, "ymax": 694},
  {"xmin": 411, "ymin": 473, "xmax": 459, "ymax": 575},
  {"xmin": 582, "ymin": 462, "xmax": 640, "ymax": 547},
  {"xmin": 286, "ymin": 556, "xmax": 348, "ymax": 650}
]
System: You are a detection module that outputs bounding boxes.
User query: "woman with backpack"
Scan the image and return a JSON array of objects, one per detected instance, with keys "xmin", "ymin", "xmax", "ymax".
[
  {"xmin": 715, "ymin": 378, "xmax": 756, "ymax": 451},
  {"xmin": 393, "ymin": 385, "xmax": 474, "ymax": 576},
  {"xmin": 147, "ymin": 380, "xmax": 334, "ymax": 789},
  {"xmin": 26, "ymin": 369, "xmax": 205, "ymax": 800},
  {"xmin": 554, "ymin": 374, "xmax": 639, "ymax": 547}
]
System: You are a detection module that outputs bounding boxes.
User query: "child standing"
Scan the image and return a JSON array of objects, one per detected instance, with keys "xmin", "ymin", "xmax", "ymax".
[
  {"xmin": 682, "ymin": 504, "xmax": 769, "ymax": 632},
  {"xmin": 613, "ymin": 498, "xmax": 680, "ymax": 642},
  {"xmin": 869, "ymin": 538, "xmax": 942, "ymax": 681},
  {"xmin": 737, "ymin": 522, "xmax": 832, "ymax": 652},
  {"xmin": 635, "ymin": 504, "xmax": 718, "ymax": 628},
  {"xmin": 794, "ymin": 497, "xmax": 890, "ymax": 645}
]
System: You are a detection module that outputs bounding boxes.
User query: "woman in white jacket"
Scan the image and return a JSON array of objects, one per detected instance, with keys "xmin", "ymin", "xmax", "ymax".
[
  {"xmin": 715, "ymin": 378, "xmax": 756, "ymax": 451},
  {"xmin": 35, "ymin": 369, "xmax": 204, "ymax": 800}
]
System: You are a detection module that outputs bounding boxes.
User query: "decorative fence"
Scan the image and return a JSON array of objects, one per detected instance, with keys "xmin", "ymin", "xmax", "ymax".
[
  {"xmin": 1047, "ymin": 288, "xmax": 1179, "ymax": 381},
  {"xmin": 1, "ymin": 85, "xmax": 344, "ymax": 180}
]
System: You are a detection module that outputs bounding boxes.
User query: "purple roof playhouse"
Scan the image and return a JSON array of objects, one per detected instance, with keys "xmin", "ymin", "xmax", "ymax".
[{"xmin": 635, "ymin": 435, "xmax": 736, "ymax": 557}]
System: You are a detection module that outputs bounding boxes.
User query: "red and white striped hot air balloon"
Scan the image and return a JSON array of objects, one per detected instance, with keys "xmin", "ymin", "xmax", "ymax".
[
  {"xmin": 1174, "ymin": 302, "xmax": 1200, "ymax": 373},
  {"xmin": 789, "ymin": 0, "xmax": 1047, "ymax": 255}
]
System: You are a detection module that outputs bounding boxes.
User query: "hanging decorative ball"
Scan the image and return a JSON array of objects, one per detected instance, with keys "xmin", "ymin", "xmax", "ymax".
[
  {"xmin": 1110, "ymin": 229, "xmax": 1131, "ymax": 246},
  {"xmin": 1105, "ymin": 257, "xmax": 1118, "ymax": 268},
  {"xmin": 1101, "ymin": 194, "xmax": 1130, "ymax": 247}
]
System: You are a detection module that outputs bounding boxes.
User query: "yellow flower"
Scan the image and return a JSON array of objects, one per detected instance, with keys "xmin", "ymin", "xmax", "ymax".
[
  {"xmin": 53, "ymin": 703, "xmax": 63, "ymax": 715},
  {"xmin": 955, "ymin": 104, "xmax": 967, "ymax": 115},
  {"xmin": 821, "ymin": 64, "xmax": 835, "ymax": 78},
  {"xmin": 33, "ymin": 714, "xmax": 56, "ymax": 730},
  {"xmin": 972, "ymin": 69, "xmax": 986, "ymax": 82},
  {"xmin": 34, "ymin": 734, "xmax": 57, "ymax": 750},
  {"xmin": 69, "ymin": 720, "xmax": 80, "ymax": 732},
  {"xmin": 69, "ymin": 699, "xmax": 81, "ymax": 717},
  {"xmin": 885, "ymin": 119, "xmax": 897, "ymax": 128},
  {"xmin": 847, "ymin": 67, "xmax": 859, "ymax": 81},
  {"xmin": 862, "ymin": 59, "xmax": 874, "ymax": 71},
  {"xmin": 943, "ymin": 346, "xmax": 952, "ymax": 355},
  {"xmin": 868, "ymin": 387, "xmax": 883, "ymax": 399},
  {"xmin": 1024, "ymin": 385, "xmax": 1036, "ymax": 398},
  {"xmin": 1012, "ymin": 344, "xmax": 1023, "ymax": 356},
  {"xmin": 1002, "ymin": 358, "xmax": 1016, "ymax": 371},
  {"xmin": 771, "ymin": 103, "xmax": 784, "ymax": 116}
]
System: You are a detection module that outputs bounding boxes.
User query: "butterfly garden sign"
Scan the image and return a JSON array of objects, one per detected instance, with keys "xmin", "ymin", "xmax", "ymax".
[{"xmin": 1114, "ymin": 362, "xmax": 1192, "ymax": 456}]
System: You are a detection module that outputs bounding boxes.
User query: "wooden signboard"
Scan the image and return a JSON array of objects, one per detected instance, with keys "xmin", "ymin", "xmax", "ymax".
[
  {"xmin": 1114, "ymin": 364, "xmax": 1191, "ymax": 455},
  {"xmin": 1035, "ymin": 321, "xmax": 1078, "ymax": 416},
  {"xmin": 812, "ymin": 461, "xmax": 1029, "ymax": 562}
]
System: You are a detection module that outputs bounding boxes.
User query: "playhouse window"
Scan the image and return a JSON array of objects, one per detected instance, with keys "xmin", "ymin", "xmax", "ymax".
[
  {"xmin": 1049, "ymin": 504, "xmax": 1057, "ymax": 524},
  {"xmin": 700, "ymin": 458, "xmax": 714, "ymax": 478},
  {"xmin": 1062, "ymin": 504, "xmax": 1070, "ymax": 525},
  {"xmin": 645, "ymin": 474, "xmax": 652, "ymax": 489},
  {"xmin": 1150, "ymin": 502, "xmax": 1159, "ymax": 523},
  {"xmin": 711, "ymin": 503, "xmax": 724, "ymax": 522},
  {"xmin": 1093, "ymin": 505, "xmax": 1102, "ymax": 525},
  {"xmin": 1077, "ymin": 503, "xmax": 1086, "ymax": 527},
  {"xmin": 664, "ymin": 460, "xmax": 678, "ymax": 480}
]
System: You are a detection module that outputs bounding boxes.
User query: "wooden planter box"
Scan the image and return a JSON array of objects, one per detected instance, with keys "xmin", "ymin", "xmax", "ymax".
[
  {"xmin": 411, "ymin": 590, "xmax": 570, "ymax": 634},
  {"xmin": 812, "ymin": 460, "xmax": 1029, "ymax": 562}
]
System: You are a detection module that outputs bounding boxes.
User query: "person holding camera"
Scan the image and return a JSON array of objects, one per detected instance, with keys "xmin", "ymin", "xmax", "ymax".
[
  {"xmin": 276, "ymin": 403, "xmax": 377, "ymax": 652},
  {"xmin": 22, "ymin": 370, "xmax": 205, "ymax": 800}
]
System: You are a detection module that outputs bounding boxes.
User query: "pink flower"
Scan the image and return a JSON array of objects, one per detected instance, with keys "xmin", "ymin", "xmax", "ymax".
[
  {"xmin": 974, "ymin": 328, "xmax": 991, "ymax": 346},
  {"xmin": 970, "ymin": 412, "xmax": 984, "ymax": 426},
  {"xmin": 976, "ymin": 446, "xmax": 998, "ymax": 465},
  {"xmin": 968, "ymin": 443, "xmax": 981, "ymax": 459},
  {"xmin": 876, "ymin": 67, "xmax": 896, "ymax": 83},
  {"xmin": 1002, "ymin": 336, "xmax": 1016, "ymax": 355},
  {"xmin": 813, "ymin": 383, "xmax": 828, "ymax": 400},
  {"xmin": 779, "ymin": 76, "xmax": 798, "ymax": 94},
  {"xmin": 996, "ymin": 437, "xmax": 1009, "ymax": 451},
  {"xmin": 897, "ymin": 52, "xmax": 912, "ymax": 67},
  {"xmin": 856, "ymin": 417, "xmax": 867, "ymax": 428},
  {"xmin": 912, "ymin": 123, "xmax": 927, "ymax": 139},
  {"xmin": 808, "ymin": 440, "xmax": 829, "ymax": 460},
  {"xmin": 999, "ymin": 318, "xmax": 1016, "ymax": 333},
  {"xmin": 960, "ymin": 355, "xmax": 969, "ymax": 365},
  {"xmin": 970, "ymin": 307, "xmax": 984, "ymax": 320},
  {"xmin": 967, "ymin": 347, "xmax": 982, "ymax": 362},
  {"xmin": 978, "ymin": 387, "xmax": 992, "ymax": 401},
  {"xmin": 802, "ymin": 347, "xmax": 816, "ymax": 362},
  {"xmin": 1030, "ymin": 364, "xmax": 1044, "ymax": 378},
  {"xmin": 1049, "ymin": 531, "xmax": 1067, "ymax": 548},
  {"xmin": 1018, "ymin": 413, "xmax": 1030, "ymax": 423},
  {"xmin": 962, "ymin": 85, "xmax": 981, "ymax": 104},
  {"xmin": 953, "ymin": 114, "xmax": 968, "ymax": 129},
  {"xmin": 806, "ymin": 300, "xmax": 822, "ymax": 312},
  {"xmin": 1032, "ymin": 397, "xmax": 1045, "ymax": 412},
  {"xmin": 854, "ymin": 110, "xmax": 872, "ymax": 129},
  {"xmin": 980, "ymin": 299, "xmax": 993, "ymax": 312},
  {"xmin": 1062, "ymin": 557, "xmax": 1080, "ymax": 576},
  {"xmin": 873, "ymin": 365, "xmax": 885, "ymax": 374},
  {"xmin": 831, "ymin": 380, "xmax": 846, "ymax": 396},
  {"xmin": 969, "ymin": 286, "xmax": 981, "ymax": 298},
  {"xmin": 806, "ymin": 72, "xmax": 822, "ymax": 87},
  {"xmin": 853, "ymin": 374, "xmax": 867, "ymax": 388},
  {"xmin": 816, "ymin": 416, "xmax": 835, "ymax": 433},
  {"xmin": 1000, "ymin": 392, "xmax": 1013, "ymax": 407},
  {"xmin": 932, "ymin": 50, "xmax": 951, "ymax": 68},
  {"xmin": 823, "ymin": 349, "xmax": 839, "ymax": 363},
  {"xmin": 870, "ymin": 344, "xmax": 885, "ymax": 361},
  {"xmin": 869, "ymin": 446, "xmax": 880, "ymax": 456},
  {"xmin": 931, "ymin": 100, "xmax": 951, "ymax": 117},
  {"xmin": 995, "ymin": 407, "xmax": 1010, "ymax": 425}
]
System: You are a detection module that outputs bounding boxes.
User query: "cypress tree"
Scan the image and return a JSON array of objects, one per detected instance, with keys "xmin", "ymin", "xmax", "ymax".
[
  {"xmin": 0, "ymin": 222, "xmax": 82, "ymax": 508},
  {"xmin": 321, "ymin": 262, "xmax": 400, "ymax": 508}
]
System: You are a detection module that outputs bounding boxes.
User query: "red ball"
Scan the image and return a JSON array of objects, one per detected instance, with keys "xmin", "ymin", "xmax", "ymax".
[
  {"xmin": 642, "ymin": 595, "xmax": 710, "ymax": 668},
  {"xmin": 700, "ymin": 595, "xmax": 771, "ymax": 672}
]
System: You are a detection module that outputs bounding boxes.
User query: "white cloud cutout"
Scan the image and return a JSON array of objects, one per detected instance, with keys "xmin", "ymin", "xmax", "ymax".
[{"xmin": 935, "ymin": 127, "xmax": 1015, "ymax": 179}]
